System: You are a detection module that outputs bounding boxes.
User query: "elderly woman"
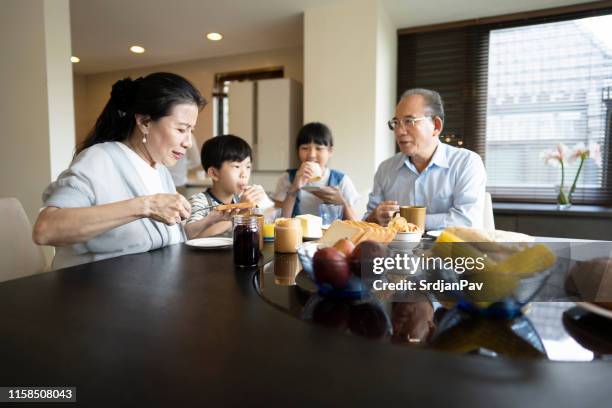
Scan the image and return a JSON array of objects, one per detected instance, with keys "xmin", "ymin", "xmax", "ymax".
[{"xmin": 33, "ymin": 72, "xmax": 214, "ymax": 268}]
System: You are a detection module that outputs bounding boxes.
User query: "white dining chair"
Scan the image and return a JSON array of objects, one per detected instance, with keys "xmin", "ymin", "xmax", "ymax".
[
  {"xmin": 0, "ymin": 197, "xmax": 47, "ymax": 283},
  {"xmin": 483, "ymin": 192, "xmax": 495, "ymax": 232}
]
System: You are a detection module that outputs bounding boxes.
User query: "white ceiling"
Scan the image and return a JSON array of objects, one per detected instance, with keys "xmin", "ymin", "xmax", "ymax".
[{"xmin": 70, "ymin": 0, "xmax": 595, "ymax": 75}]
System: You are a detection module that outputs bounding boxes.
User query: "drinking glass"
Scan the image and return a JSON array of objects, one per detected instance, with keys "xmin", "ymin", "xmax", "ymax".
[{"xmin": 319, "ymin": 203, "xmax": 343, "ymax": 227}]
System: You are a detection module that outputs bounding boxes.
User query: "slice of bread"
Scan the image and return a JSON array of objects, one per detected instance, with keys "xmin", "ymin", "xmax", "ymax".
[
  {"xmin": 319, "ymin": 220, "xmax": 396, "ymax": 245},
  {"xmin": 215, "ymin": 202, "xmax": 255, "ymax": 211},
  {"xmin": 307, "ymin": 162, "xmax": 322, "ymax": 182}
]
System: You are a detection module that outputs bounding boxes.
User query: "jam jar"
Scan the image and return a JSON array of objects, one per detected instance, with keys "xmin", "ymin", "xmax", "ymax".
[
  {"xmin": 233, "ymin": 215, "xmax": 260, "ymax": 267},
  {"xmin": 250, "ymin": 208, "xmax": 265, "ymax": 251}
]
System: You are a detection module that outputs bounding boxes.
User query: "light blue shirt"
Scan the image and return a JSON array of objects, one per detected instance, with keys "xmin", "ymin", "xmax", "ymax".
[{"xmin": 366, "ymin": 143, "xmax": 486, "ymax": 230}]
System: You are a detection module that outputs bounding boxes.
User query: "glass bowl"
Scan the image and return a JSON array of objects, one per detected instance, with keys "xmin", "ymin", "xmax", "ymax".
[{"xmin": 296, "ymin": 242, "xmax": 367, "ymax": 298}]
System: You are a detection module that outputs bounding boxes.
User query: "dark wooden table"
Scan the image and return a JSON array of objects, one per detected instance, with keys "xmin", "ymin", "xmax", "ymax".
[{"xmin": 1, "ymin": 243, "xmax": 611, "ymax": 407}]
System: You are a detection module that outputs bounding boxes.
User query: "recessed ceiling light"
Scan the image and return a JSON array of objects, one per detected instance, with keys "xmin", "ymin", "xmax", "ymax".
[
  {"xmin": 206, "ymin": 32, "xmax": 223, "ymax": 41},
  {"xmin": 130, "ymin": 45, "xmax": 146, "ymax": 54},
  {"xmin": 71, "ymin": 56, "xmax": 80, "ymax": 63}
]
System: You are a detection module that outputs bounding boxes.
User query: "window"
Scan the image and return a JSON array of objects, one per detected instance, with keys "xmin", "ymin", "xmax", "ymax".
[
  {"xmin": 486, "ymin": 15, "xmax": 612, "ymax": 202},
  {"xmin": 397, "ymin": 6, "xmax": 612, "ymax": 204},
  {"xmin": 213, "ymin": 67, "xmax": 284, "ymax": 137}
]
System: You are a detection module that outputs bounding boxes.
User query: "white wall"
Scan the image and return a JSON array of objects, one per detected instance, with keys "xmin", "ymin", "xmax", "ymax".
[
  {"xmin": 44, "ymin": 0, "xmax": 76, "ymax": 180},
  {"xmin": 74, "ymin": 46, "xmax": 303, "ymax": 146},
  {"xmin": 304, "ymin": 0, "xmax": 396, "ymax": 199},
  {"xmin": 0, "ymin": 0, "xmax": 75, "ymax": 224},
  {"xmin": 375, "ymin": 1, "xmax": 397, "ymax": 167}
]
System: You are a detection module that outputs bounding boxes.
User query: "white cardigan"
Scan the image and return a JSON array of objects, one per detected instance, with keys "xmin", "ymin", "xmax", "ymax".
[{"xmin": 43, "ymin": 142, "xmax": 180, "ymax": 269}]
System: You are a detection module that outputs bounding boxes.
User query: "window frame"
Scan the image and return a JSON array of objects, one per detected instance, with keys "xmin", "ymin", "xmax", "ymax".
[{"xmin": 397, "ymin": 3, "xmax": 612, "ymax": 205}]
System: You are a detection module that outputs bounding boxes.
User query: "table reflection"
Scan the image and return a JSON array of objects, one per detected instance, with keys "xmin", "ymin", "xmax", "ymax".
[{"xmin": 255, "ymin": 258, "xmax": 612, "ymax": 362}]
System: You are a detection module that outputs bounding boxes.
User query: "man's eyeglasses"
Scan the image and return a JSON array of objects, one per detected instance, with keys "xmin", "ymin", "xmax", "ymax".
[{"xmin": 387, "ymin": 116, "xmax": 432, "ymax": 131}]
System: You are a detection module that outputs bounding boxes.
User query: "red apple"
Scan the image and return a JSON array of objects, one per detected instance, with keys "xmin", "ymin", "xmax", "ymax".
[
  {"xmin": 333, "ymin": 238, "xmax": 355, "ymax": 257},
  {"xmin": 313, "ymin": 247, "xmax": 351, "ymax": 289},
  {"xmin": 349, "ymin": 240, "xmax": 388, "ymax": 277}
]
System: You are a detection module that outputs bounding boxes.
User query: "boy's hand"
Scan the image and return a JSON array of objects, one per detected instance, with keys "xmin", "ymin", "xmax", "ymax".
[
  {"xmin": 210, "ymin": 207, "xmax": 242, "ymax": 222},
  {"xmin": 240, "ymin": 185, "xmax": 267, "ymax": 205}
]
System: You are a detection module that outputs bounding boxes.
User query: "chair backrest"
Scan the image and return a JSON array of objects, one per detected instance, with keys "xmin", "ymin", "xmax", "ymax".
[
  {"xmin": 353, "ymin": 192, "xmax": 370, "ymax": 220},
  {"xmin": 483, "ymin": 192, "xmax": 495, "ymax": 232},
  {"xmin": 0, "ymin": 197, "xmax": 46, "ymax": 283}
]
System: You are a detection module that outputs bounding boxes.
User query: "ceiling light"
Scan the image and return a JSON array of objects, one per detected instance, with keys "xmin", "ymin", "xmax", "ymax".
[
  {"xmin": 206, "ymin": 32, "xmax": 223, "ymax": 41},
  {"xmin": 71, "ymin": 56, "xmax": 80, "ymax": 63},
  {"xmin": 130, "ymin": 45, "xmax": 146, "ymax": 54}
]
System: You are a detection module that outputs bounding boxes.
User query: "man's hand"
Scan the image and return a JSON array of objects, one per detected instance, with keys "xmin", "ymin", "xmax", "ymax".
[{"xmin": 372, "ymin": 200, "xmax": 399, "ymax": 226}]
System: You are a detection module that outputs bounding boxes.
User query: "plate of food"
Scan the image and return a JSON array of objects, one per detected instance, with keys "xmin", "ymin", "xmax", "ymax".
[
  {"xmin": 302, "ymin": 186, "xmax": 322, "ymax": 193},
  {"xmin": 185, "ymin": 237, "xmax": 233, "ymax": 250},
  {"xmin": 388, "ymin": 214, "xmax": 423, "ymax": 242}
]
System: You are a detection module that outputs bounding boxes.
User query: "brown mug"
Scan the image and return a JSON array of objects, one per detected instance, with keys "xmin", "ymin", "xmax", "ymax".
[{"xmin": 396, "ymin": 206, "xmax": 426, "ymax": 231}]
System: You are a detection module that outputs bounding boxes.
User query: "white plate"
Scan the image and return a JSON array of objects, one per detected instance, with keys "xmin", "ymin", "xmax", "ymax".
[
  {"xmin": 185, "ymin": 237, "xmax": 233, "ymax": 249},
  {"xmin": 576, "ymin": 302, "xmax": 612, "ymax": 320},
  {"xmin": 394, "ymin": 231, "xmax": 423, "ymax": 242},
  {"xmin": 302, "ymin": 186, "xmax": 322, "ymax": 193},
  {"xmin": 303, "ymin": 232, "xmax": 323, "ymax": 241},
  {"xmin": 426, "ymin": 230, "xmax": 443, "ymax": 238}
]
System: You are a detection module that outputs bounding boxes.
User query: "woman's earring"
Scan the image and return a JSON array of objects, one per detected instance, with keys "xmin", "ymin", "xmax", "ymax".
[{"xmin": 142, "ymin": 132, "xmax": 147, "ymax": 144}]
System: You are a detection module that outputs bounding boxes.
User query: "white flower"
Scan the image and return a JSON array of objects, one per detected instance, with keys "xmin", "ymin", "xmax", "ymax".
[
  {"xmin": 570, "ymin": 142, "xmax": 602, "ymax": 167},
  {"xmin": 588, "ymin": 141, "xmax": 602, "ymax": 167},
  {"xmin": 540, "ymin": 143, "xmax": 570, "ymax": 167},
  {"xmin": 569, "ymin": 142, "xmax": 587, "ymax": 163}
]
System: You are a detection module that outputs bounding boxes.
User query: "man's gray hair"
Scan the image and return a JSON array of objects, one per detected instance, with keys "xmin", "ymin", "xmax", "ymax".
[{"xmin": 400, "ymin": 88, "xmax": 445, "ymax": 121}]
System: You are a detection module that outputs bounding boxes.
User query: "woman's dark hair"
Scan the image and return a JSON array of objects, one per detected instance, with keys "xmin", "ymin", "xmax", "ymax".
[
  {"xmin": 201, "ymin": 135, "xmax": 252, "ymax": 171},
  {"xmin": 296, "ymin": 122, "xmax": 333, "ymax": 149},
  {"xmin": 78, "ymin": 72, "xmax": 206, "ymax": 154}
]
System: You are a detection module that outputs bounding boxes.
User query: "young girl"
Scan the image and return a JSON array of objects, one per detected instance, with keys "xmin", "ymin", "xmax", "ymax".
[{"xmin": 273, "ymin": 122, "xmax": 360, "ymax": 220}]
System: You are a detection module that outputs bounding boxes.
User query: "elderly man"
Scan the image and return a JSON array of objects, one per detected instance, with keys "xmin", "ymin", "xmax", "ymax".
[{"xmin": 365, "ymin": 88, "xmax": 486, "ymax": 230}]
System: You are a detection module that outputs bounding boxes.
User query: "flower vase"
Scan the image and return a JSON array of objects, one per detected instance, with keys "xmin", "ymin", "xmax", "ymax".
[{"xmin": 555, "ymin": 185, "xmax": 572, "ymax": 210}]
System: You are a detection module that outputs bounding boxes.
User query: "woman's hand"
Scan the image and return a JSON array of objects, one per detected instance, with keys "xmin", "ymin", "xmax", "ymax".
[
  {"xmin": 144, "ymin": 193, "xmax": 191, "ymax": 225},
  {"xmin": 311, "ymin": 186, "xmax": 345, "ymax": 205}
]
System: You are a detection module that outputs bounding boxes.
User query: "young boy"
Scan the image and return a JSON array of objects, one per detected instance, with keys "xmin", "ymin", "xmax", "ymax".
[
  {"xmin": 185, "ymin": 135, "xmax": 271, "ymax": 239},
  {"xmin": 273, "ymin": 122, "xmax": 360, "ymax": 220}
]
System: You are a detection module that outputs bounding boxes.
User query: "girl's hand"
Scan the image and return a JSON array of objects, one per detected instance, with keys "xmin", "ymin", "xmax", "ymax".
[
  {"xmin": 311, "ymin": 186, "xmax": 345, "ymax": 205},
  {"xmin": 292, "ymin": 161, "xmax": 317, "ymax": 191}
]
